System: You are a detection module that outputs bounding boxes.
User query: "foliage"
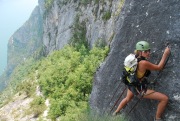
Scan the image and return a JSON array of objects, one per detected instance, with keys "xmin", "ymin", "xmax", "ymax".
[
  {"xmin": 16, "ymin": 79, "xmax": 36, "ymax": 97},
  {"xmin": 94, "ymin": 0, "xmax": 100, "ymax": 4},
  {"xmin": 44, "ymin": 0, "xmax": 54, "ymax": 17},
  {"xmin": 0, "ymin": 43, "xmax": 109, "ymax": 120},
  {"xmin": 70, "ymin": 15, "xmax": 88, "ymax": 51},
  {"xmin": 45, "ymin": 0, "xmax": 54, "ymax": 10},
  {"xmin": 0, "ymin": 59, "xmax": 39, "ymax": 108},
  {"xmin": 28, "ymin": 96, "xmax": 46, "ymax": 117},
  {"xmin": 102, "ymin": 10, "xmax": 111, "ymax": 21},
  {"xmin": 80, "ymin": 0, "xmax": 91, "ymax": 5},
  {"xmin": 95, "ymin": 38, "xmax": 106, "ymax": 48},
  {"xmin": 8, "ymin": 58, "xmax": 38, "ymax": 92},
  {"xmin": 0, "ymin": 73, "xmax": 7, "ymax": 91},
  {"xmin": 37, "ymin": 45, "xmax": 109, "ymax": 120}
]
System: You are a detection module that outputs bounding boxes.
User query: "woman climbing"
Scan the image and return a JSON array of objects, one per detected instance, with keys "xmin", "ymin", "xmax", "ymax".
[{"xmin": 113, "ymin": 41, "xmax": 171, "ymax": 121}]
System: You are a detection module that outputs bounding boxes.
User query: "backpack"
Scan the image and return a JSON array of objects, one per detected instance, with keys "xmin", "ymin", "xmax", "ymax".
[
  {"xmin": 121, "ymin": 54, "xmax": 139, "ymax": 85},
  {"xmin": 121, "ymin": 54, "xmax": 151, "ymax": 86}
]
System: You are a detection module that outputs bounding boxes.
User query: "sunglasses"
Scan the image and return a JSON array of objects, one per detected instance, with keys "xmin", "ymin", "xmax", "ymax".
[{"xmin": 143, "ymin": 49, "xmax": 151, "ymax": 53}]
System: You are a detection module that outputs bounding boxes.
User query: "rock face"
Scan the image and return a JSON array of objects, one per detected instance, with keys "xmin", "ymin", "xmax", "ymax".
[
  {"xmin": 42, "ymin": 0, "xmax": 121, "ymax": 55},
  {"xmin": 90, "ymin": 0, "xmax": 180, "ymax": 121}
]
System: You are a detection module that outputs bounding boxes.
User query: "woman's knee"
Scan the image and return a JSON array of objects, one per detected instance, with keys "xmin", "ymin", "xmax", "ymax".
[
  {"xmin": 161, "ymin": 94, "xmax": 169, "ymax": 103},
  {"xmin": 163, "ymin": 95, "xmax": 169, "ymax": 102}
]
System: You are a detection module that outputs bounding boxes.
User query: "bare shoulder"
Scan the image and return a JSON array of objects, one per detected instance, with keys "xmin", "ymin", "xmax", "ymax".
[
  {"xmin": 139, "ymin": 60, "xmax": 159, "ymax": 71},
  {"xmin": 139, "ymin": 60, "xmax": 151, "ymax": 65}
]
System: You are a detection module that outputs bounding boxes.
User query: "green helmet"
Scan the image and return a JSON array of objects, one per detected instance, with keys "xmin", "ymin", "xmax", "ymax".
[{"xmin": 136, "ymin": 41, "xmax": 150, "ymax": 51}]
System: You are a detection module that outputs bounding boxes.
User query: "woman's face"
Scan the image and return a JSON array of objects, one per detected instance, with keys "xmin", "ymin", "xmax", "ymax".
[{"xmin": 142, "ymin": 49, "xmax": 151, "ymax": 59}]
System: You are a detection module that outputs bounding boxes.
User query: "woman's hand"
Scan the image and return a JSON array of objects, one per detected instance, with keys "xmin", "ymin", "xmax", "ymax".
[{"xmin": 164, "ymin": 47, "xmax": 171, "ymax": 57}]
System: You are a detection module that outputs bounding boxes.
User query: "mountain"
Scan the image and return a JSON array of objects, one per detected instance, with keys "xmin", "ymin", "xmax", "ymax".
[
  {"xmin": 1, "ymin": 0, "xmax": 180, "ymax": 121},
  {"xmin": 0, "ymin": 3, "xmax": 44, "ymax": 91},
  {"xmin": 7, "ymin": 5, "xmax": 43, "ymax": 76}
]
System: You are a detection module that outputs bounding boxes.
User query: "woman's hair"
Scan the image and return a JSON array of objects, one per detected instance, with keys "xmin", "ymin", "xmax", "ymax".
[{"xmin": 134, "ymin": 50, "xmax": 141, "ymax": 58}]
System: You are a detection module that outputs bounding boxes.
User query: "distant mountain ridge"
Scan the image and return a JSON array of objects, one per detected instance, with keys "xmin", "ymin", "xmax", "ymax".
[{"xmin": 7, "ymin": 6, "xmax": 43, "ymax": 76}]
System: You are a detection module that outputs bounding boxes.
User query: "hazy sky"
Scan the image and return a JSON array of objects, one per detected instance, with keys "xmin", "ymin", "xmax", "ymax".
[{"xmin": 0, "ymin": 0, "xmax": 38, "ymax": 75}]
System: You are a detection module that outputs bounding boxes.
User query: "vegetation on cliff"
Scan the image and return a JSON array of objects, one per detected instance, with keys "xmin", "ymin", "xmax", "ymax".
[
  {"xmin": 0, "ymin": 12, "xmax": 110, "ymax": 120},
  {"xmin": 0, "ymin": 45, "xmax": 109, "ymax": 120}
]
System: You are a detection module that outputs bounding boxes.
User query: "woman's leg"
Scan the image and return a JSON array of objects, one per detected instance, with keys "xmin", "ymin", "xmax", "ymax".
[
  {"xmin": 114, "ymin": 89, "xmax": 134, "ymax": 114},
  {"xmin": 143, "ymin": 89, "xmax": 168, "ymax": 119}
]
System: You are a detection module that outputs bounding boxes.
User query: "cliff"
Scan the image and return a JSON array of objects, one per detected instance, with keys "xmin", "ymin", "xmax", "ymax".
[
  {"xmin": 90, "ymin": 0, "xmax": 180, "ymax": 121},
  {"xmin": 42, "ymin": 0, "xmax": 121, "ymax": 55}
]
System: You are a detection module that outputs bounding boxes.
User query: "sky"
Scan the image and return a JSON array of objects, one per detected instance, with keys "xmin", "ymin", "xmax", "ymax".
[{"xmin": 0, "ymin": 0, "xmax": 38, "ymax": 75}]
